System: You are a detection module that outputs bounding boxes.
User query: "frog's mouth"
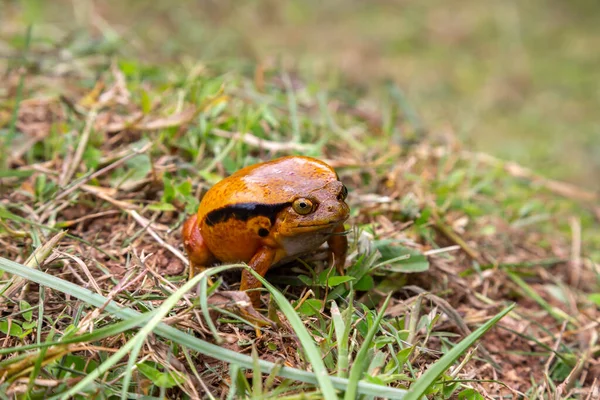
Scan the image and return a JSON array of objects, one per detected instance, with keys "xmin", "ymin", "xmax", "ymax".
[{"xmin": 288, "ymin": 220, "xmax": 343, "ymax": 234}]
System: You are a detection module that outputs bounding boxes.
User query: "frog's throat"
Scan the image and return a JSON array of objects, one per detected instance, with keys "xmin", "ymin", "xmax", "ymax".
[{"xmin": 285, "ymin": 221, "xmax": 343, "ymax": 234}]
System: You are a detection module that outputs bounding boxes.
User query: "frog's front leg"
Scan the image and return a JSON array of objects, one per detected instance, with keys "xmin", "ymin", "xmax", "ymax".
[
  {"xmin": 182, "ymin": 214, "xmax": 216, "ymax": 279},
  {"xmin": 327, "ymin": 223, "xmax": 348, "ymax": 276},
  {"xmin": 240, "ymin": 246, "xmax": 277, "ymax": 308}
]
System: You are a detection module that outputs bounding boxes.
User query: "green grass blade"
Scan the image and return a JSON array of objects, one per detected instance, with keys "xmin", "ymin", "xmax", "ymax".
[
  {"xmin": 4, "ymin": 26, "xmax": 32, "ymax": 156},
  {"xmin": 0, "ymin": 312, "xmax": 154, "ymax": 357},
  {"xmin": 344, "ymin": 293, "xmax": 392, "ymax": 400},
  {"xmin": 56, "ymin": 265, "xmax": 228, "ymax": 399},
  {"xmin": 507, "ymin": 272, "xmax": 577, "ymax": 326},
  {"xmin": 227, "ymin": 364, "xmax": 241, "ymax": 400},
  {"xmin": 251, "ymin": 345, "xmax": 263, "ymax": 398},
  {"xmin": 247, "ymin": 268, "xmax": 338, "ymax": 400},
  {"xmin": 0, "ymin": 257, "xmax": 409, "ymax": 399},
  {"xmin": 330, "ymin": 300, "xmax": 349, "ymax": 378},
  {"xmin": 199, "ymin": 276, "xmax": 223, "ymax": 343},
  {"xmin": 404, "ymin": 303, "xmax": 516, "ymax": 400}
]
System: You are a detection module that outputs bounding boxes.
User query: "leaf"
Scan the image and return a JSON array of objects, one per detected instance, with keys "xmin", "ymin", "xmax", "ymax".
[
  {"xmin": 588, "ymin": 293, "xmax": 600, "ymax": 306},
  {"xmin": 295, "ymin": 298, "xmax": 323, "ymax": 317},
  {"xmin": 176, "ymin": 180, "xmax": 193, "ymax": 197},
  {"xmin": 22, "ymin": 321, "xmax": 37, "ymax": 330},
  {"xmin": 458, "ymin": 388, "xmax": 485, "ymax": 400},
  {"xmin": 373, "ymin": 240, "xmax": 429, "ymax": 273},
  {"xmin": 298, "ymin": 275, "xmax": 313, "ymax": 286},
  {"xmin": 140, "ymin": 89, "xmax": 152, "ymax": 114},
  {"xmin": 0, "ymin": 320, "xmax": 23, "ymax": 337},
  {"xmin": 124, "ymin": 154, "xmax": 152, "ymax": 182},
  {"xmin": 83, "ymin": 146, "xmax": 102, "ymax": 170},
  {"xmin": 161, "ymin": 175, "xmax": 176, "ymax": 203},
  {"xmin": 395, "ymin": 347, "xmax": 413, "ymax": 367},
  {"xmin": 20, "ymin": 300, "xmax": 32, "ymax": 322},
  {"xmin": 354, "ymin": 275, "xmax": 374, "ymax": 291},
  {"xmin": 136, "ymin": 362, "xmax": 185, "ymax": 389},
  {"xmin": 326, "ymin": 276, "xmax": 355, "ymax": 288}
]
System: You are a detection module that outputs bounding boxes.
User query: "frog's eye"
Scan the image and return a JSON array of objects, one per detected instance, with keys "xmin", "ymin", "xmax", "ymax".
[
  {"xmin": 292, "ymin": 198, "xmax": 314, "ymax": 215},
  {"xmin": 337, "ymin": 185, "xmax": 348, "ymax": 201}
]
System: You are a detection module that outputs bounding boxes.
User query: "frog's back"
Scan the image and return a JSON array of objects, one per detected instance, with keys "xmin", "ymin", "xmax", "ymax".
[{"xmin": 197, "ymin": 156, "xmax": 338, "ymax": 220}]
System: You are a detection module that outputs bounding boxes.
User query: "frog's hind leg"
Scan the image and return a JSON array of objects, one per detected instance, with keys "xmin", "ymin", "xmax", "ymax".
[
  {"xmin": 327, "ymin": 223, "xmax": 348, "ymax": 276},
  {"xmin": 182, "ymin": 214, "xmax": 216, "ymax": 280}
]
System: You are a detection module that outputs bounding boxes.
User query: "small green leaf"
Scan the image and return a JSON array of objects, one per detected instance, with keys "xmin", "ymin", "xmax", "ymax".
[
  {"xmin": 22, "ymin": 321, "xmax": 37, "ymax": 330},
  {"xmin": 266, "ymin": 342, "xmax": 277, "ymax": 351},
  {"xmin": 442, "ymin": 380, "xmax": 460, "ymax": 397},
  {"xmin": 162, "ymin": 175, "xmax": 176, "ymax": 203},
  {"xmin": 588, "ymin": 293, "xmax": 600, "ymax": 306},
  {"xmin": 354, "ymin": 274, "xmax": 374, "ymax": 291},
  {"xmin": 176, "ymin": 180, "xmax": 193, "ymax": 197},
  {"xmin": 446, "ymin": 169, "xmax": 466, "ymax": 188},
  {"xmin": 317, "ymin": 269, "xmax": 330, "ymax": 285},
  {"xmin": 20, "ymin": 300, "xmax": 32, "ymax": 322},
  {"xmin": 295, "ymin": 298, "xmax": 323, "ymax": 316},
  {"xmin": 298, "ymin": 275, "xmax": 313, "ymax": 286},
  {"xmin": 124, "ymin": 154, "xmax": 152, "ymax": 182},
  {"xmin": 395, "ymin": 346, "xmax": 413, "ymax": 367},
  {"xmin": 373, "ymin": 240, "xmax": 429, "ymax": 273},
  {"xmin": 458, "ymin": 388, "xmax": 485, "ymax": 400},
  {"xmin": 326, "ymin": 276, "xmax": 355, "ymax": 287},
  {"xmin": 83, "ymin": 146, "xmax": 102, "ymax": 170},
  {"xmin": 140, "ymin": 89, "xmax": 152, "ymax": 114},
  {"xmin": 137, "ymin": 362, "xmax": 186, "ymax": 388},
  {"xmin": 0, "ymin": 320, "xmax": 23, "ymax": 337}
]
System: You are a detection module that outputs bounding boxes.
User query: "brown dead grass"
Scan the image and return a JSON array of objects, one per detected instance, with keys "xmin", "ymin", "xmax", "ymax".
[{"xmin": 1, "ymin": 59, "xmax": 599, "ymax": 399}]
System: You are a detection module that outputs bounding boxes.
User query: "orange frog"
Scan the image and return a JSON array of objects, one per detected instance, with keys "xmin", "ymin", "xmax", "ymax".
[{"xmin": 182, "ymin": 156, "xmax": 350, "ymax": 307}]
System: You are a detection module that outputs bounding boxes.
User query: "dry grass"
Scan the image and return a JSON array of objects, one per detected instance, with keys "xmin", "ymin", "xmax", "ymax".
[{"xmin": 1, "ymin": 15, "xmax": 599, "ymax": 400}]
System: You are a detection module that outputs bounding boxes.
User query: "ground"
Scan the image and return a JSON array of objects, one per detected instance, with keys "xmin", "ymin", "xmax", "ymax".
[{"xmin": 1, "ymin": 2, "xmax": 599, "ymax": 400}]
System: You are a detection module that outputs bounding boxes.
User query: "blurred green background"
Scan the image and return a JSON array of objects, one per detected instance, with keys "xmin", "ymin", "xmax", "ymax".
[{"xmin": 3, "ymin": 0, "xmax": 600, "ymax": 189}]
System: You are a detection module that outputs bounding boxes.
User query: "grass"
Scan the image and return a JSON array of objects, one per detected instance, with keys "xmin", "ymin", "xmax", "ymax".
[{"xmin": 1, "ymin": 3, "xmax": 600, "ymax": 399}]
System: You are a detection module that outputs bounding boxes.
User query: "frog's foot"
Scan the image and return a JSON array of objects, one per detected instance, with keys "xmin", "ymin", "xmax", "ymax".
[{"xmin": 207, "ymin": 290, "xmax": 275, "ymax": 329}]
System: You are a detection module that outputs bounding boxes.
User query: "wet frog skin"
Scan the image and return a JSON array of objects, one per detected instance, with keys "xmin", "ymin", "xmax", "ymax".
[{"xmin": 182, "ymin": 155, "xmax": 350, "ymax": 307}]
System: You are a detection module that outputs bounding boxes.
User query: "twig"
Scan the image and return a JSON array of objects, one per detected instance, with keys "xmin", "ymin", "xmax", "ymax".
[
  {"xmin": 423, "ymin": 245, "xmax": 461, "ymax": 256},
  {"xmin": 127, "ymin": 210, "xmax": 189, "ymax": 266},
  {"xmin": 211, "ymin": 128, "xmax": 314, "ymax": 152},
  {"xmin": 432, "ymin": 214, "xmax": 485, "ymax": 265},
  {"xmin": 36, "ymin": 143, "xmax": 151, "ymax": 217},
  {"xmin": 0, "ymin": 230, "xmax": 67, "ymax": 301},
  {"xmin": 60, "ymin": 108, "xmax": 98, "ymax": 186},
  {"xmin": 78, "ymin": 186, "xmax": 181, "ymax": 262},
  {"xmin": 568, "ymin": 217, "xmax": 582, "ymax": 288},
  {"xmin": 80, "ymin": 184, "xmax": 138, "ymax": 210},
  {"xmin": 103, "ymin": 107, "xmax": 198, "ymax": 133},
  {"xmin": 58, "ymin": 251, "xmax": 103, "ymax": 295}
]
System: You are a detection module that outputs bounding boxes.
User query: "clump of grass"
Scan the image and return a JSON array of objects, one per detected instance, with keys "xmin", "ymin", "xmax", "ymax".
[{"xmin": 0, "ymin": 24, "xmax": 598, "ymax": 399}]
